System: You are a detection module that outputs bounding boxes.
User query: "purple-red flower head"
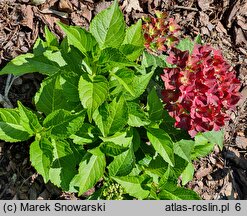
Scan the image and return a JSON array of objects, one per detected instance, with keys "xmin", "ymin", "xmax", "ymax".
[
  {"xmin": 142, "ymin": 12, "xmax": 181, "ymax": 54},
  {"xmin": 161, "ymin": 44, "xmax": 241, "ymax": 137}
]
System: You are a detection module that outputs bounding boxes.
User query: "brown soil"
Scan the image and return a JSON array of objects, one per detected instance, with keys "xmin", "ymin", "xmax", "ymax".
[{"xmin": 0, "ymin": 0, "xmax": 246, "ymax": 200}]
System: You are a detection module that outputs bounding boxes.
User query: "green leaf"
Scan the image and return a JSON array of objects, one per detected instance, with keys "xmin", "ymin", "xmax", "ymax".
[
  {"xmin": 145, "ymin": 156, "xmax": 168, "ymax": 178},
  {"xmin": 88, "ymin": 146, "xmax": 105, "ymax": 156},
  {"xmin": 202, "ymin": 129, "xmax": 224, "ymax": 150},
  {"xmin": 142, "ymin": 51, "xmax": 167, "ymax": 68},
  {"xmin": 136, "ymin": 152, "xmax": 153, "ymax": 168},
  {"xmin": 58, "ymin": 22, "xmax": 97, "ymax": 55},
  {"xmin": 159, "ymin": 187, "xmax": 200, "ymax": 200},
  {"xmin": 98, "ymin": 47, "xmax": 138, "ymax": 70},
  {"xmin": 108, "ymin": 147, "xmax": 135, "ymax": 176},
  {"xmin": 0, "ymin": 52, "xmax": 64, "ymax": 76},
  {"xmin": 122, "ymin": 19, "xmax": 144, "ymax": 47},
  {"xmin": 18, "ymin": 101, "xmax": 42, "ymax": 135},
  {"xmin": 100, "ymin": 141, "xmax": 129, "ymax": 156},
  {"xmin": 78, "ymin": 74, "xmax": 108, "ymax": 121},
  {"xmin": 33, "ymin": 37, "xmax": 47, "ymax": 55},
  {"xmin": 181, "ymin": 162, "xmax": 194, "ymax": 185},
  {"xmin": 123, "ymin": 71, "xmax": 154, "ymax": 101},
  {"xmin": 35, "ymin": 74, "xmax": 79, "ymax": 116},
  {"xmin": 44, "ymin": 26, "xmax": 59, "ymax": 48},
  {"xmin": 120, "ymin": 20, "xmax": 144, "ymax": 61},
  {"xmin": 173, "ymin": 155, "xmax": 189, "ymax": 179},
  {"xmin": 100, "ymin": 131, "xmax": 132, "ymax": 148},
  {"xmin": 60, "ymin": 39, "xmax": 85, "ymax": 73},
  {"xmin": 49, "ymin": 139, "xmax": 78, "ymax": 191},
  {"xmin": 147, "ymin": 88, "xmax": 164, "ymax": 122},
  {"xmin": 70, "ymin": 144, "xmax": 86, "ymax": 165},
  {"xmin": 174, "ymin": 139, "xmax": 194, "ymax": 162},
  {"xmin": 138, "ymin": 139, "xmax": 156, "ymax": 158},
  {"xmin": 194, "ymin": 34, "xmax": 202, "ymax": 45},
  {"xmin": 30, "ymin": 137, "xmax": 53, "ymax": 183},
  {"xmin": 176, "ymin": 37, "xmax": 194, "ymax": 54},
  {"xmin": 160, "ymin": 114, "xmax": 190, "ymax": 142},
  {"xmin": 127, "ymin": 102, "xmax": 150, "ymax": 127},
  {"xmin": 93, "ymin": 97, "xmax": 128, "ymax": 137},
  {"xmin": 112, "ymin": 175, "xmax": 150, "ymax": 199},
  {"xmin": 70, "ymin": 123, "xmax": 99, "ymax": 145},
  {"xmin": 43, "ymin": 109, "xmax": 85, "ymax": 138},
  {"xmin": 195, "ymin": 133, "xmax": 208, "ymax": 146},
  {"xmin": 147, "ymin": 128, "xmax": 174, "ymax": 166},
  {"xmin": 113, "ymin": 68, "xmax": 135, "ymax": 96},
  {"xmin": 192, "ymin": 143, "xmax": 214, "ymax": 159},
  {"xmin": 192, "ymin": 132, "xmax": 219, "ymax": 159},
  {"xmin": 89, "ymin": 0, "xmax": 125, "ymax": 49},
  {"xmin": 44, "ymin": 50, "xmax": 67, "ymax": 67},
  {"xmin": 158, "ymin": 166, "xmax": 177, "ymax": 191},
  {"xmin": 60, "ymin": 71, "xmax": 80, "ymax": 102},
  {"xmin": 108, "ymin": 79, "xmax": 123, "ymax": 99},
  {"xmin": 119, "ymin": 44, "xmax": 143, "ymax": 61},
  {"xmin": 70, "ymin": 153, "xmax": 106, "ymax": 195},
  {"xmin": 132, "ymin": 128, "xmax": 141, "ymax": 152},
  {"xmin": 0, "ymin": 108, "xmax": 31, "ymax": 142}
]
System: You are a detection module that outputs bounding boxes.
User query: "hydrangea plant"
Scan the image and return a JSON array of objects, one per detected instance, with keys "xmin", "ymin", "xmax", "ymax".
[{"xmin": 0, "ymin": 1, "xmax": 237, "ymax": 200}]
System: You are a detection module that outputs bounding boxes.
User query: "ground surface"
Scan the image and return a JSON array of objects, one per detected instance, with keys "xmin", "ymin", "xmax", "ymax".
[{"xmin": 0, "ymin": 0, "xmax": 246, "ymax": 200}]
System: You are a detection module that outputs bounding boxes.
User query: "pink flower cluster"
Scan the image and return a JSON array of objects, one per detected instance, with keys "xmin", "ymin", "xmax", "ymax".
[
  {"xmin": 142, "ymin": 11, "xmax": 180, "ymax": 54},
  {"xmin": 161, "ymin": 45, "xmax": 241, "ymax": 137}
]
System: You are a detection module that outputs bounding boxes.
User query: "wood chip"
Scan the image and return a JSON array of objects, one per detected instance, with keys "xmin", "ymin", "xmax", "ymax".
[
  {"xmin": 195, "ymin": 164, "xmax": 213, "ymax": 179},
  {"xmin": 209, "ymin": 156, "xmax": 217, "ymax": 164},
  {"xmin": 124, "ymin": 0, "xmax": 143, "ymax": 13},
  {"xmin": 237, "ymin": 18, "xmax": 247, "ymax": 31},
  {"xmin": 198, "ymin": 0, "xmax": 213, "ymax": 11},
  {"xmin": 37, "ymin": 189, "xmax": 50, "ymax": 200},
  {"xmin": 201, "ymin": 26, "xmax": 210, "ymax": 36},
  {"xmin": 21, "ymin": 5, "xmax": 34, "ymax": 30},
  {"xmin": 224, "ymin": 182, "xmax": 234, "ymax": 198},
  {"xmin": 226, "ymin": 0, "xmax": 241, "ymax": 28},
  {"xmin": 40, "ymin": 8, "xmax": 68, "ymax": 18},
  {"xmin": 216, "ymin": 21, "xmax": 227, "ymax": 34},
  {"xmin": 199, "ymin": 11, "xmax": 209, "ymax": 26},
  {"xmin": 58, "ymin": 0, "xmax": 73, "ymax": 13},
  {"xmin": 70, "ymin": 11, "xmax": 88, "ymax": 27},
  {"xmin": 235, "ymin": 136, "xmax": 247, "ymax": 149},
  {"xmin": 0, "ymin": 142, "xmax": 4, "ymax": 156},
  {"xmin": 202, "ymin": 192, "xmax": 212, "ymax": 200},
  {"xmin": 234, "ymin": 26, "xmax": 247, "ymax": 46},
  {"xmin": 95, "ymin": 2, "xmax": 111, "ymax": 14},
  {"xmin": 81, "ymin": 5, "xmax": 92, "ymax": 22}
]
